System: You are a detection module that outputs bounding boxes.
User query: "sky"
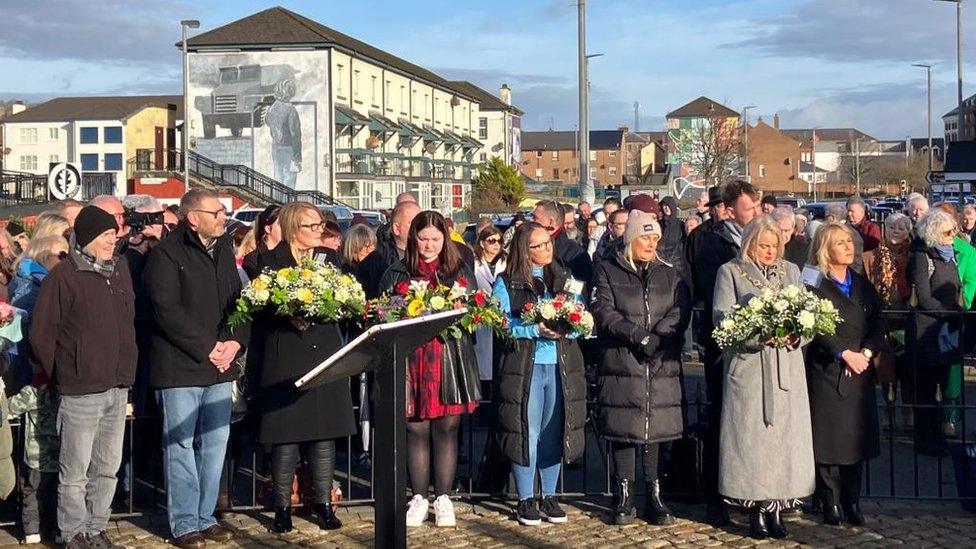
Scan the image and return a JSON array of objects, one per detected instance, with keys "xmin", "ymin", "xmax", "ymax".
[{"xmin": 0, "ymin": 0, "xmax": 973, "ymax": 140}]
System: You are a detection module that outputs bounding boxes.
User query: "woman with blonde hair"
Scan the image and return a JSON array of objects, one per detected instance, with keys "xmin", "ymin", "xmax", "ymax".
[
  {"xmin": 31, "ymin": 214, "xmax": 69, "ymax": 241},
  {"xmin": 711, "ymin": 215, "xmax": 814, "ymax": 539},
  {"xmin": 253, "ymin": 201, "xmax": 356, "ymax": 533},
  {"xmin": 805, "ymin": 222, "xmax": 883, "ymax": 526},
  {"xmin": 592, "ymin": 210, "xmax": 690, "ymax": 526}
]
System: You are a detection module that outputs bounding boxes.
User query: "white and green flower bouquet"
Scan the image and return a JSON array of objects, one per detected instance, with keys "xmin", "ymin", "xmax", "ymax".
[{"xmin": 712, "ymin": 284, "xmax": 842, "ymax": 351}]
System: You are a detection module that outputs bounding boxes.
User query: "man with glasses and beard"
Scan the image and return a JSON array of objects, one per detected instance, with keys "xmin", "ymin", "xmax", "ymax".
[{"xmin": 144, "ymin": 189, "xmax": 248, "ymax": 548}]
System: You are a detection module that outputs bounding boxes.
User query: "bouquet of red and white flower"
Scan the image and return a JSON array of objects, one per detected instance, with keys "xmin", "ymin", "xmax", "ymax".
[
  {"xmin": 520, "ymin": 293, "xmax": 594, "ymax": 336},
  {"xmin": 365, "ymin": 276, "xmax": 508, "ymax": 339}
]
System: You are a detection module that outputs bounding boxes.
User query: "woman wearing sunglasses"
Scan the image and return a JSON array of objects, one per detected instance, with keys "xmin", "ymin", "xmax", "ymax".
[{"xmin": 473, "ymin": 225, "xmax": 506, "ymax": 382}]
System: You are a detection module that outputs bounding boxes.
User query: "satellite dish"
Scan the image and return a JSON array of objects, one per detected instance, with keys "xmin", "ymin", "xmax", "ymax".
[{"xmin": 425, "ymin": 142, "xmax": 437, "ymax": 154}]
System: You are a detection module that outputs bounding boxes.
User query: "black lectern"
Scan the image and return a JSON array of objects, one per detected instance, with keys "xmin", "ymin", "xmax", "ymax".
[{"xmin": 295, "ymin": 309, "xmax": 468, "ymax": 549}]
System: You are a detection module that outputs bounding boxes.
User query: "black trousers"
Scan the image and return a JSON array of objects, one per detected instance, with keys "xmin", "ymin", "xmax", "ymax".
[
  {"xmin": 20, "ymin": 466, "xmax": 57, "ymax": 536},
  {"xmin": 611, "ymin": 441, "xmax": 660, "ymax": 483},
  {"xmin": 271, "ymin": 440, "xmax": 335, "ymax": 508},
  {"xmin": 702, "ymin": 336, "xmax": 724, "ymax": 501},
  {"xmin": 816, "ymin": 462, "xmax": 863, "ymax": 507}
]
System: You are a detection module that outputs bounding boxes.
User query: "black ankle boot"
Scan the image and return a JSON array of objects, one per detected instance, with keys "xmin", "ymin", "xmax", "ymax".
[
  {"xmin": 611, "ymin": 477, "xmax": 636, "ymax": 525},
  {"xmin": 842, "ymin": 501, "xmax": 864, "ymax": 526},
  {"xmin": 643, "ymin": 480, "xmax": 675, "ymax": 526},
  {"xmin": 823, "ymin": 504, "xmax": 842, "ymax": 526},
  {"xmin": 312, "ymin": 503, "xmax": 342, "ymax": 530},
  {"xmin": 705, "ymin": 500, "xmax": 730, "ymax": 526},
  {"xmin": 765, "ymin": 508, "xmax": 787, "ymax": 538},
  {"xmin": 272, "ymin": 507, "xmax": 293, "ymax": 533},
  {"xmin": 748, "ymin": 506, "xmax": 769, "ymax": 539}
]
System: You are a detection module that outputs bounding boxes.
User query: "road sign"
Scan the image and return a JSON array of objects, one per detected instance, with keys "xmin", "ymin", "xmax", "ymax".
[
  {"xmin": 926, "ymin": 170, "xmax": 945, "ymax": 185},
  {"xmin": 47, "ymin": 162, "xmax": 82, "ymax": 200}
]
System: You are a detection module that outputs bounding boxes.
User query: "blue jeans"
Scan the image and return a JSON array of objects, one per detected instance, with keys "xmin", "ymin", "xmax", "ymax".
[
  {"xmin": 512, "ymin": 363, "xmax": 564, "ymax": 500},
  {"xmin": 157, "ymin": 382, "xmax": 232, "ymax": 538}
]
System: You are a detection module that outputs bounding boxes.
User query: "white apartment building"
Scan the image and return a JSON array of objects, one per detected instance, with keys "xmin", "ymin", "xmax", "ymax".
[
  {"xmin": 450, "ymin": 82, "xmax": 523, "ymax": 169},
  {"xmin": 0, "ymin": 96, "xmax": 181, "ymax": 196},
  {"xmin": 185, "ymin": 6, "xmax": 488, "ymax": 213}
]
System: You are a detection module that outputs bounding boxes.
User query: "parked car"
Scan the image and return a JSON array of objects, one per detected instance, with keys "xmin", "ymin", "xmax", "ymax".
[
  {"xmin": 351, "ymin": 209, "xmax": 386, "ymax": 226},
  {"xmin": 777, "ymin": 196, "xmax": 807, "ymax": 210},
  {"xmin": 797, "ymin": 203, "xmax": 827, "ymax": 221},
  {"xmin": 230, "ymin": 208, "xmax": 263, "ymax": 227},
  {"xmin": 462, "ymin": 215, "xmax": 517, "ymax": 247},
  {"xmin": 317, "ymin": 204, "xmax": 355, "ymax": 232}
]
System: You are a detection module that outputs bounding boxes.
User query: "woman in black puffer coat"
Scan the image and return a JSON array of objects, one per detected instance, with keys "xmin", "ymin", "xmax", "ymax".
[{"xmin": 591, "ymin": 210, "xmax": 691, "ymax": 525}]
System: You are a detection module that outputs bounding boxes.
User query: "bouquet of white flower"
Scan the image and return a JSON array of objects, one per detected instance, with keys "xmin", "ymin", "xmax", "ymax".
[
  {"xmin": 712, "ymin": 284, "xmax": 841, "ymax": 351},
  {"xmin": 228, "ymin": 259, "xmax": 367, "ymax": 328}
]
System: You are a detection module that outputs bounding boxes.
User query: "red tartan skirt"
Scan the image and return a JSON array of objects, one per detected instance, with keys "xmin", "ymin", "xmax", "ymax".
[{"xmin": 407, "ymin": 337, "xmax": 478, "ymax": 420}]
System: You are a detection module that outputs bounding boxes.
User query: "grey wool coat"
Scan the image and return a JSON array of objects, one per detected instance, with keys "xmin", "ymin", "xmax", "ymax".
[{"xmin": 712, "ymin": 259, "xmax": 815, "ymax": 502}]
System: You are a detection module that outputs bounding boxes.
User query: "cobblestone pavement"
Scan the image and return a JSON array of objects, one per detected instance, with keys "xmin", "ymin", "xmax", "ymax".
[{"xmin": 0, "ymin": 499, "xmax": 972, "ymax": 548}]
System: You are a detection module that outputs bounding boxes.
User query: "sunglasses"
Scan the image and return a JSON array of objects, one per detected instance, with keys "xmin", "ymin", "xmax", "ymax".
[{"xmin": 483, "ymin": 237, "xmax": 501, "ymax": 245}]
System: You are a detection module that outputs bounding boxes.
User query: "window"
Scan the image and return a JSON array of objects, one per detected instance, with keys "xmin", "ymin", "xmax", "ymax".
[
  {"xmin": 759, "ymin": 164, "xmax": 766, "ymax": 177},
  {"xmin": 80, "ymin": 153, "xmax": 98, "ymax": 171},
  {"xmin": 49, "ymin": 127, "xmax": 58, "ymax": 140},
  {"xmin": 80, "ymin": 127, "xmax": 98, "ymax": 144},
  {"xmin": 371, "ymin": 75, "xmax": 378, "ymax": 107},
  {"xmin": 609, "ymin": 150, "xmax": 616, "ymax": 158},
  {"xmin": 49, "ymin": 154, "xmax": 59, "ymax": 165},
  {"xmin": 609, "ymin": 166, "xmax": 617, "ymax": 176},
  {"xmin": 589, "ymin": 168, "xmax": 597, "ymax": 179},
  {"xmin": 353, "ymin": 70, "xmax": 361, "ymax": 101},
  {"xmin": 384, "ymin": 80, "xmax": 391, "ymax": 110},
  {"xmin": 535, "ymin": 168, "xmax": 543, "ymax": 178},
  {"xmin": 552, "ymin": 168, "xmax": 559, "ymax": 179},
  {"xmin": 19, "ymin": 155, "xmax": 37, "ymax": 171},
  {"xmin": 589, "ymin": 150, "xmax": 596, "ymax": 161},
  {"xmin": 536, "ymin": 151, "xmax": 543, "ymax": 158},
  {"xmin": 411, "ymin": 90, "xmax": 418, "ymax": 119},
  {"xmin": 336, "ymin": 65, "xmax": 345, "ymax": 98},
  {"xmin": 424, "ymin": 94, "xmax": 430, "ymax": 121},
  {"xmin": 479, "ymin": 117, "xmax": 488, "ymax": 140},
  {"xmin": 552, "ymin": 151, "xmax": 558, "ymax": 160},
  {"xmin": 19, "ymin": 128, "xmax": 37, "ymax": 144},
  {"xmin": 400, "ymin": 86, "xmax": 407, "ymax": 115},
  {"xmin": 104, "ymin": 126, "xmax": 122, "ymax": 144},
  {"xmin": 479, "ymin": 153, "xmax": 487, "ymax": 162},
  {"xmin": 104, "ymin": 153, "xmax": 123, "ymax": 171}
]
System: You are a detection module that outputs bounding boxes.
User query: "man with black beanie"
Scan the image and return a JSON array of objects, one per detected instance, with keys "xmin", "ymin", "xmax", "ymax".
[{"xmin": 31, "ymin": 206, "xmax": 134, "ymax": 549}]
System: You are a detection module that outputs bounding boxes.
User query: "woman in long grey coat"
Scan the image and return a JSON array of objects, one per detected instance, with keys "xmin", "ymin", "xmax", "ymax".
[{"xmin": 712, "ymin": 215, "xmax": 815, "ymax": 540}]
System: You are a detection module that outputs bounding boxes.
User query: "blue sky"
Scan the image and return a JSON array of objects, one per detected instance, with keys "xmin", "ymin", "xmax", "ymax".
[{"xmin": 1, "ymin": 0, "xmax": 973, "ymax": 139}]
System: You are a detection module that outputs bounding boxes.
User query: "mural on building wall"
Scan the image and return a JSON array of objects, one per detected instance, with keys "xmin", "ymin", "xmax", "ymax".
[
  {"xmin": 510, "ymin": 116, "xmax": 522, "ymax": 168},
  {"xmin": 667, "ymin": 116, "xmax": 739, "ymax": 198},
  {"xmin": 187, "ymin": 51, "xmax": 330, "ymax": 191}
]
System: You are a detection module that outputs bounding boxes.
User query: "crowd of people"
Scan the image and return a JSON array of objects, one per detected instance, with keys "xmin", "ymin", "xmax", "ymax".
[{"xmin": 0, "ymin": 182, "xmax": 964, "ymax": 547}]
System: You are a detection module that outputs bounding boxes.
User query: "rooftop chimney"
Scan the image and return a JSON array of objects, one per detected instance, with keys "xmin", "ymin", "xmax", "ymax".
[
  {"xmin": 773, "ymin": 113, "xmax": 780, "ymax": 129},
  {"xmin": 499, "ymin": 84, "xmax": 511, "ymax": 106},
  {"xmin": 618, "ymin": 124, "xmax": 629, "ymax": 132},
  {"xmin": 11, "ymin": 101, "xmax": 26, "ymax": 115}
]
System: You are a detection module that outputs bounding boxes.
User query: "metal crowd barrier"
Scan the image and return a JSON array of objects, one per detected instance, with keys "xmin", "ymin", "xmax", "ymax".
[{"xmin": 0, "ymin": 306, "xmax": 973, "ymax": 525}]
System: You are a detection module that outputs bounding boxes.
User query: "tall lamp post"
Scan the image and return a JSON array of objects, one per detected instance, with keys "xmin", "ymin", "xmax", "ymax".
[
  {"xmin": 934, "ymin": 0, "xmax": 964, "ymax": 141},
  {"xmin": 913, "ymin": 63, "xmax": 934, "ymax": 171},
  {"xmin": 742, "ymin": 105, "xmax": 756, "ymax": 181},
  {"xmin": 181, "ymin": 19, "xmax": 200, "ymax": 193}
]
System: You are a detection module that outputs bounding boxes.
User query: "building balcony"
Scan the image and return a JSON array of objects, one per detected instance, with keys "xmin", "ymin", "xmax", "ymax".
[{"xmin": 335, "ymin": 148, "xmax": 476, "ymax": 181}]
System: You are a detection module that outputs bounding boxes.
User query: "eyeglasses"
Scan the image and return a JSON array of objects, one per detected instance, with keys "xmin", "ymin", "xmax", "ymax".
[
  {"xmin": 191, "ymin": 208, "xmax": 227, "ymax": 219},
  {"xmin": 483, "ymin": 237, "xmax": 501, "ymax": 245},
  {"xmin": 300, "ymin": 222, "xmax": 326, "ymax": 232},
  {"xmin": 529, "ymin": 240, "xmax": 553, "ymax": 251}
]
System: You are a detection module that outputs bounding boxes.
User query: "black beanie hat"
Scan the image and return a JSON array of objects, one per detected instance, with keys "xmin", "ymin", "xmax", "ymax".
[{"xmin": 74, "ymin": 206, "xmax": 118, "ymax": 248}]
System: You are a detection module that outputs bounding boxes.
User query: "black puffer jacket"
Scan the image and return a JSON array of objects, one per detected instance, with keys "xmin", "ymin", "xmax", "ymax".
[
  {"xmin": 494, "ymin": 265, "xmax": 588, "ymax": 466},
  {"xmin": 907, "ymin": 239, "xmax": 963, "ymax": 367},
  {"xmin": 591, "ymin": 252, "xmax": 691, "ymax": 443}
]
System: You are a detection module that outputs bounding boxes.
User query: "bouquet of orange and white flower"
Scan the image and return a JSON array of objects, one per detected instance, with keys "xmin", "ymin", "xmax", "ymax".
[
  {"xmin": 228, "ymin": 259, "xmax": 367, "ymax": 328},
  {"xmin": 366, "ymin": 277, "xmax": 508, "ymax": 339},
  {"xmin": 520, "ymin": 293, "xmax": 594, "ymax": 336}
]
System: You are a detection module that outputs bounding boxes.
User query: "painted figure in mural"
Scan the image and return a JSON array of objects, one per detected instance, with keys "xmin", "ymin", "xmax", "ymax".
[{"xmin": 265, "ymin": 78, "xmax": 303, "ymax": 188}]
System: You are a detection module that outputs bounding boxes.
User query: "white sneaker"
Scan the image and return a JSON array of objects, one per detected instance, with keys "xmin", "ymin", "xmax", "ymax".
[
  {"xmin": 433, "ymin": 494, "xmax": 456, "ymax": 527},
  {"xmin": 23, "ymin": 534, "xmax": 41, "ymax": 544},
  {"xmin": 406, "ymin": 494, "xmax": 430, "ymax": 527}
]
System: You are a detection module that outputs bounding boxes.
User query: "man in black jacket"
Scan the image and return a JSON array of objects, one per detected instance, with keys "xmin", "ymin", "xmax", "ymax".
[
  {"xmin": 533, "ymin": 200, "xmax": 592, "ymax": 286},
  {"xmin": 685, "ymin": 186, "xmax": 726, "ymax": 302},
  {"xmin": 358, "ymin": 201, "xmax": 421, "ymax": 298},
  {"xmin": 693, "ymin": 180, "xmax": 759, "ymax": 525},
  {"xmin": 143, "ymin": 189, "xmax": 248, "ymax": 549}
]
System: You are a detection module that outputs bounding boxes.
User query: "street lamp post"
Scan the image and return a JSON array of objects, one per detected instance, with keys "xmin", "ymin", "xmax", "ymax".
[
  {"xmin": 181, "ymin": 19, "xmax": 200, "ymax": 194},
  {"xmin": 742, "ymin": 105, "xmax": 756, "ymax": 181},
  {"xmin": 913, "ymin": 63, "xmax": 934, "ymax": 171},
  {"xmin": 935, "ymin": 0, "xmax": 964, "ymax": 141}
]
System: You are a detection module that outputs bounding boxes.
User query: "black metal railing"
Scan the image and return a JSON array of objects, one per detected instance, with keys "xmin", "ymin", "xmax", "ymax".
[
  {"xmin": 129, "ymin": 148, "xmax": 345, "ymax": 207},
  {"xmin": 0, "ymin": 170, "xmax": 115, "ymax": 207}
]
